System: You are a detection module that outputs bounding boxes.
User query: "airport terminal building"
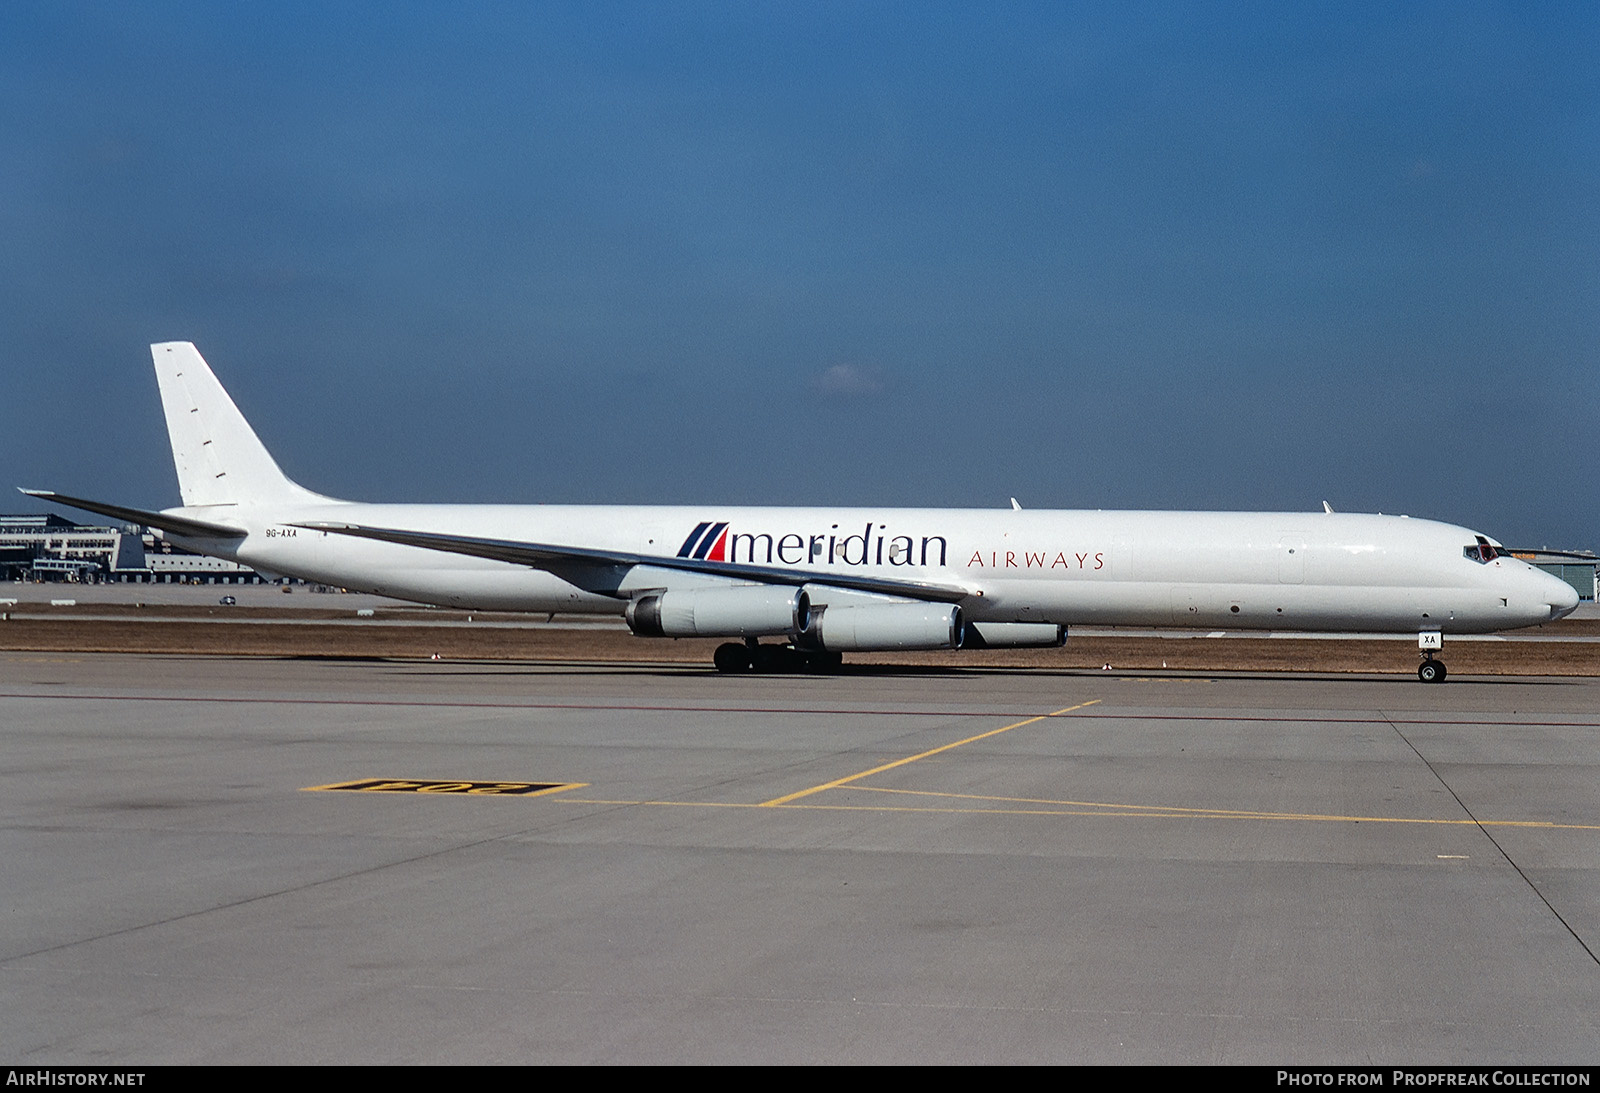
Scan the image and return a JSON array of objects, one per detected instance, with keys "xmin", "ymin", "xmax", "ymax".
[
  {"xmin": 1, "ymin": 513, "xmax": 269, "ymax": 586},
  {"xmin": 1510, "ymin": 549, "xmax": 1599, "ymax": 602}
]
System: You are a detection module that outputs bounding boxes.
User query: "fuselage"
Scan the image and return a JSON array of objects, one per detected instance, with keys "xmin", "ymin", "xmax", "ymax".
[
  {"xmin": 38, "ymin": 342, "xmax": 1579, "ymax": 681},
  {"xmin": 167, "ymin": 503, "xmax": 1580, "ymax": 633}
]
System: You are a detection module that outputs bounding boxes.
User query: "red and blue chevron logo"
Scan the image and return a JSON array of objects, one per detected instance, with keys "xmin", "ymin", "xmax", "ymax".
[{"xmin": 677, "ymin": 521, "xmax": 729, "ymax": 562}]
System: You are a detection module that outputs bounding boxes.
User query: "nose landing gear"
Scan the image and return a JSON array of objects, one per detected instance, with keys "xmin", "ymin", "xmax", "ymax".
[{"xmin": 1417, "ymin": 630, "xmax": 1447, "ymax": 683}]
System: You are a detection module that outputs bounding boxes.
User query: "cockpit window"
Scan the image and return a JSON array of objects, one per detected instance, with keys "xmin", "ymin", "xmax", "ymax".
[{"xmin": 1464, "ymin": 536, "xmax": 1502, "ymax": 563}]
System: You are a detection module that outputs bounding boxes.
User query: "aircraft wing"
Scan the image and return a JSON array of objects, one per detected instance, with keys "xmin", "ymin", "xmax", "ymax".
[
  {"xmin": 19, "ymin": 489, "xmax": 247, "ymax": 539},
  {"xmin": 294, "ymin": 520, "xmax": 972, "ymax": 604}
]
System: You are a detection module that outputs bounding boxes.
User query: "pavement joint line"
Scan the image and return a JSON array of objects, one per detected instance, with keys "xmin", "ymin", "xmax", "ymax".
[
  {"xmin": 756, "ymin": 699, "xmax": 1102, "ymax": 807},
  {"xmin": 1381, "ymin": 710, "xmax": 1600, "ymax": 969},
  {"xmin": 554, "ymin": 793, "xmax": 1598, "ymax": 827},
  {"xmin": 0, "ymin": 689, "xmax": 1594, "ymax": 730},
  {"xmin": 837, "ymin": 784, "xmax": 1600, "ymax": 828},
  {"xmin": 2, "ymin": 689, "xmax": 1592, "ymax": 729},
  {"xmin": 0, "ymin": 689, "xmax": 1082, "ymax": 718}
]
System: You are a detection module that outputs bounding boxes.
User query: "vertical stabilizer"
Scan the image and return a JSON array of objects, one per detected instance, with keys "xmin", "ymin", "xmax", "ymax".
[{"xmin": 152, "ymin": 342, "xmax": 334, "ymax": 508}]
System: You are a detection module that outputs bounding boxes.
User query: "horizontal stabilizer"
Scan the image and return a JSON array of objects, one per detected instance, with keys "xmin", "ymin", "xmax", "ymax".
[
  {"xmin": 19, "ymin": 489, "xmax": 247, "ymax": 539},
  {"xmin": 295, "ymin": 521, "xmax": 972, "ymax": 603}
]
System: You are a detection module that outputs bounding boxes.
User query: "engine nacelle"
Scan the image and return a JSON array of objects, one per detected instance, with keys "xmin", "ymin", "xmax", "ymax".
[
  {"xmin": 795, "ymin": 603, "xmax": 963, "ymax": 652},
  {"xmin": 960, "ymin": 622, "xmax": 1067, "ymax": 648},
  {"xmin": 626, "ymin": 586, "xmax": 809, "ymax": 638}
]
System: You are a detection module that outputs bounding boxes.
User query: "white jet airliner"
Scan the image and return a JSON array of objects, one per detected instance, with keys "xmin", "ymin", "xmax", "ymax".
[{"xmin": 25, "ymin": 342, "xmax": 1579, "ymax": 682}]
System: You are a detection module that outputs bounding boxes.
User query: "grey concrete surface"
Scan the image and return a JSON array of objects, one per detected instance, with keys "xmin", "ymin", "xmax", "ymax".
[{"xmin": 1, "ymin": 654, "xmax": 1597, "ymax": 1063}]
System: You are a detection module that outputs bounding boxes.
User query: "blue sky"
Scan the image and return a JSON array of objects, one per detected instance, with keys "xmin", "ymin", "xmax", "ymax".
[{"xmin": 4, "ymin": 2, "xmax": 1596, "ymax": 548}]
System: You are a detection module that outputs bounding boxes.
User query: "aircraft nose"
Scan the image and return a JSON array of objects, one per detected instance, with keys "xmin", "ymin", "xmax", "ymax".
[{"xmin": 1545, "ymin": 574, "xmax": 1580, "ymax": 620}]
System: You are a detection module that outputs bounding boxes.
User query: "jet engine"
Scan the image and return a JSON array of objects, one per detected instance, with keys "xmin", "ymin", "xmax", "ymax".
[
  {"xmin": 625, "ymin": 586, "xmax": 809, "ymax": 638},
  {"xmin": 959, "ymin": 622, "xmax": 1067, "ymax": 648},
  {"xmin": 795, "ymin": 603, "xmax": 963, "ymax": 652}
]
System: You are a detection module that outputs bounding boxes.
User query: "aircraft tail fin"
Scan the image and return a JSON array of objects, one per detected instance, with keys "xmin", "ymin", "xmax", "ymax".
[{"xmin": 151, "ymin": 342, "xmax": 337, "ymax": 508}]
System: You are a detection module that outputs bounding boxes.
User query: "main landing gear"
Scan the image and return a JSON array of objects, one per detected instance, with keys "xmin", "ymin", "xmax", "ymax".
[
  {"xmin": 713, "ymin": 639, "xmax": 844, "ymax": 674},
  {"xmin": 1417, "ymin": 630, "xmax": 1447, "ymax": 684}
]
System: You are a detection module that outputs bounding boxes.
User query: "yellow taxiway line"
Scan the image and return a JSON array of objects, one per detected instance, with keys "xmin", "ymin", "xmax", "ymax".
[{"xmin": 758, "ymin": 699, "xmax": 1102, "ymax": 807}]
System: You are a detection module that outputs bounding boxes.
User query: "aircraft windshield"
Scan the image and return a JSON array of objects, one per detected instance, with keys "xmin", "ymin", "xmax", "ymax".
[{"xmin": 1463, "ymin": 536, "xmax": 1503, "ymax": 563}]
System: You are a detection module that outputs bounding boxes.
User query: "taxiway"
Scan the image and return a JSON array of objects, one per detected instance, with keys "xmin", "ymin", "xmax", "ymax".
[{"xmin": 2, "ymin": 653, "xmax": 1597, "ymax": 1063}]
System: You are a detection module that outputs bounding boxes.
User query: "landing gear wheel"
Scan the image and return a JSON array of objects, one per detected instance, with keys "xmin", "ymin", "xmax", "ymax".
[
  {"xmin": 713, "ymin": 642, "xmax": 752, "ymax": 673},
  {"xmin": 751, "ymin": 644, "xmax": 794, "ymax": 673},
  {"xmin": 1417, "ymin": 660, "xmax": 1446, "ymax": 684}
]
